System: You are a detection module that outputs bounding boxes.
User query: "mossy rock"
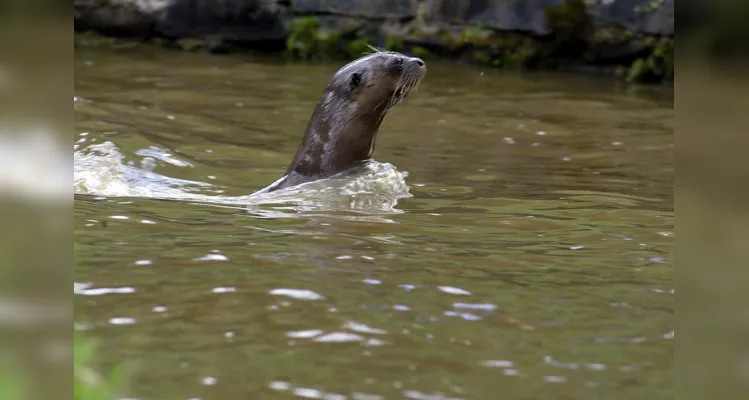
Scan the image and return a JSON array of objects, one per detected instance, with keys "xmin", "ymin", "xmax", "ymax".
[
  {"xmin": 409, "ymin": 26, "xmax": 433, "ymax": 39},
  {"xmin": 286, "ymin": 16, "xmax": 342, "ymax": 59},
  {"xmin": 592, "ymin": 22, "xmax": 633, "ymax": 45},
  {"xmin": 410, "ymin": 46, "xmax": 431, "ymax": 59},
  {"xmin": 544, "ymin": 0, "xmax": 593, "ymax": 65},
  {"xmin": 318, "ymin": 30, "xmax": 342, "ymax": 57},
  {"xmin": 457, "ymin": 24, "xmax": 492, "ymax": 47},
  {"xmin": 286, "ymin": 16, "xmax": 380, "ymax": 60},
  {"xmin": 504, "ymin": 37, "xmax": 543, "ymax": 67},
  {"xmin": 545, "ymin": 0, "xmax": 592, "ymax": 42},
  {"xmin": 286, "ymin": 17, "xmax": 319, "ymax": 58},
  {"xmin": 626, "ymin": 58, "xmax": 647, "ymax": 82},
  {"xmin": 481, "ymin": 32, "xmax": 545, "ymax": 69},
  {"xmin": 471, "ymin": 49, "xmax": 491, "ymax": 64},
  {"xmin": 176, "ymin": 38, "xmax": 210, "ymax": 52},
  {"xmin": 385, "ymin": 35, "xmax": 404, "ymax": 52},
  {"xmin": 148, "ymin": 36, "xmax": 174, "ymax": 48},
  {"xmin": 653, "ymin": 37, "xmax": 674, "ymax": 80},
  {"xmin": 344, "ymin": 37, "xmax": 372, "ymax": 58},
  {"xmin": 74, "ymin": 31, "xmax": 123, "ymax": 48},
  {"xmin": 439, "ymin": 31, "xmax": 460, "ymax": 51},
  {"xmin": 626, "ymin": 36, "xmax": 673, "ymax": 83}
]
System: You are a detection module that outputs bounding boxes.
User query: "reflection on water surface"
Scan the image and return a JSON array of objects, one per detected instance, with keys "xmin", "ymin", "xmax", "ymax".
[{"xmin": 74, "ymin": 46, "xmax": 673, "ymax": 399}]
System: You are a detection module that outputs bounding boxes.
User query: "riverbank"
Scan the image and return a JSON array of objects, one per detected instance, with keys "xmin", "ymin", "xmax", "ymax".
[{"xmin": 74, "ymin": 0, "xmax": 673, "ymax": 84}]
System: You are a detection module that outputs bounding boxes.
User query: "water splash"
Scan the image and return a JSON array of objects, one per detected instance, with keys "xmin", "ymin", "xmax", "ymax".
[
  {"xmin": 73, "ymin": 141, "xmax": 211, "ymax": 198},
  {"xmin": 73, "ymin": 141, "xmax": 412, "ymax": 214}
]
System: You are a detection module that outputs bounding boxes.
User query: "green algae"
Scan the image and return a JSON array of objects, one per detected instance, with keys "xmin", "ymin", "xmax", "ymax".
[
  {"xmin": 458, "ymin": 24, "xmax": 492, "ymax": 47},
  {"xmin": 384, "ymin": 35, "xmax": 404, "ymax": 51},
  {"xmin": 285, "ymin": 17, "xmax": 370, "ymax": 60},
  {"xmin": 545, "ymin": 0, "xmax": 592, "ymax": 43},
  {"xmin": 410, "ymin": 46, "xmax": 431, "ymax": 59},
  {"xmin": 74, "ymin": 31, "xmax": 124, "ymax": 48},
  {"xmin": 75, "ymin": 329, "xmax": 126, "ymax": 400},
  {"xmin": 285, "ymin": 17, "xmax": 324, "ymax": 59},
  {"xmin": 176, "ymin": 38, "xmax": 209, "ymax": 52},
  {"xmin": 627, "ymin": 37, "xmax": 673, "ymax": 83},
  {"xmin": 343, "ymin": 37, "xmax": 370, "ymax": 58},
  {"xmin": 544, "ymin": 0, "xmax": 593, "ymax": 66}
]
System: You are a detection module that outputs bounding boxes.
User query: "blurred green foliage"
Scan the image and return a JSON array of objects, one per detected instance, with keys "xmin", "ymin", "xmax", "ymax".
[
  {"xmin": 286, "ymin": 17, "xmax": 341, "ymax": 59},
  {"xmin": 74, "ymin": 330, "xmax": 125, "ymax": 400}
]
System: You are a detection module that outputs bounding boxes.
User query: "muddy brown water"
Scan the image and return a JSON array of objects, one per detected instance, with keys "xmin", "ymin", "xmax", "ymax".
[{"xmin": 74, "ymin": 45, "xmax": 673, "ymax": 399}]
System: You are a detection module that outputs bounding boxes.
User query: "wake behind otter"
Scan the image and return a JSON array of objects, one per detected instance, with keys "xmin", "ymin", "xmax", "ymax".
[{"xmin": 74, "ymin": 140, "xmax": 412, "ymax": 214}]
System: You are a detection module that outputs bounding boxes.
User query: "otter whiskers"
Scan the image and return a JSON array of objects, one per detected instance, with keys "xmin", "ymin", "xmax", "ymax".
[{"xmin": 387, "ymin": 74, "xmax": 422, "ymax": 110}]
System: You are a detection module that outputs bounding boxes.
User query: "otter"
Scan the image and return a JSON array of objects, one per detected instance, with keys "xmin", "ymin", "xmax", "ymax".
[{"xmin": 255, "ymin": 50, "xmax": 426, "ymax": 194}]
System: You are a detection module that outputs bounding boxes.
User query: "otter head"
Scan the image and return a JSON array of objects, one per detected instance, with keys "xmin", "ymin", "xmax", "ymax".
[{"xmin": 277, "ymin": 50, "xmax": 426, "ymax": 190}]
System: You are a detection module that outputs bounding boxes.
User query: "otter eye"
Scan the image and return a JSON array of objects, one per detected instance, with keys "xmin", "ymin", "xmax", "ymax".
[
  {"xmin": 350, "ymin": 72, "xmax": 362, "ymax": 88},
  {"xmin": 395, "ymin": 57, "xmax": 404, "ymax": 69}
]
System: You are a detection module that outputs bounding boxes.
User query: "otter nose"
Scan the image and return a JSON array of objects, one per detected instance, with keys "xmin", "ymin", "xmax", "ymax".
[{"xmin": 412, "ymin": 57, "xmax": 425, "ymax": 68}]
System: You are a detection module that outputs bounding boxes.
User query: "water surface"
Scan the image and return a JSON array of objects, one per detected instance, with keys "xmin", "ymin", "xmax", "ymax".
[{"xmin": 74, "ymin": 45, "xmax": 673, "ymax": 399}]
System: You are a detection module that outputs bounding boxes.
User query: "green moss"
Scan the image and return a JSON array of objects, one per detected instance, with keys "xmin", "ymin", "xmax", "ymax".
[
  {"xmin": 285, "ymin": 16, "xmax": 375, "ymax": 60},
  {"xmin": 508, "ymin": 36, "xmax": 543, "ymax": 67},
  {"xmin": 592, "ymin": 22, "xmax": 632, "ymax": 45},
  {"xmin": 471, "ymin": 32, "xmax": 545, "ymax": 69},
  {"xmin": 472, "ymin": 50, "xmax": 491, "ymax": 64},
  {"xmin": 344, "ymin": 37, "xmax": 371, "ymax": 58},
  {"xmin": 286, "ymin": 16, "xmax": 342, "ymax": 59},
  {"xmin": 176, "ymin": 38, "xmax": 209, "ymax": 52},
  {"xmin": 75, "ymin": 330, "xmax": 126, "ymax": 400},
  {"xmin": 409, "ymin": 25, "xmax": 434, "ymax": 39},
  {"xmin": 544, "ymin": 0, "xmax": 592, "ymax": 64},
  {"xmin": 634, "ymin": 0, "xmax": 666, "ymax": 14},
  {"xmin": 410, "ymin": 46, "xmax": 430, "ymax": 59},
  {"xmin": 384, "ymin": 35, "xmax": 404, "ymax": 51},
  {"xmin": 286, "ymin": 17, "xmax": 323, "ymax": 59},
  {"xmin": 457, "ymin": 24, "xmax": 492, "ymax": 46},
  {"xmin": 626, "ymin": 58, "xmax": 647, "ymax": 82},
  {"xmin": 545, "ymin": 0, "xmax": 591, "ymax": 41},
  {"xmin": 653, "ymin": 37, "xmax": 674, "ymax": 80},
  {"xmin": 437, "ymin": 24, "xmax": 493, "ymax": 55},
  {"xmin": 318, "ymin": 30, "xmax": 341, "ymax": 57},
  {"xmin": 148, "ymin": 36, "xmax": 173, "ymax": 47},
  {"xmin": 424, "ymin": 8, "xmax": 671, "ymax": 84},
  {"xmin": 425, "ymin": 3, "xmax": 600, "ymax": 72},
  {"xmin": 74, "ymin": 31, "xmax": 121, "ymax": 47},
  {"xmin": 626, "ymin": 37, "xmax": 673, "ymax": 83},
  {"xmin": 439, "ymin": 31, "xmax": 459, "ymax": 51}
]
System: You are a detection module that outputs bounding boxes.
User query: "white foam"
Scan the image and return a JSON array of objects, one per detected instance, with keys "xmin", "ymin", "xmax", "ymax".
[
  {"xmin": 269, "ymin": 288, "xmax": 323, "ymax": 300},
  {"xmin": 437, "ymin": 286, "xmax": 472, "ymax": 296},
  {"xmin": 74, "ymin": 141, "xmax": 411, "ymax": 214}
]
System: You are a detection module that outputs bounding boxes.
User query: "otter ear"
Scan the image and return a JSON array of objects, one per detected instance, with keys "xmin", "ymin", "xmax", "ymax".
[{"xmin": 349, "ymin": 72, "xmax": 362, "ymax": 88}]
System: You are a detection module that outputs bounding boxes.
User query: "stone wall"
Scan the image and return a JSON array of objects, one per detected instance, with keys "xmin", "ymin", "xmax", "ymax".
[
  {"xmin": 73, "ymin": 0, "xmax": 291, "ymax": 42},
  {"xmin": 291, "ymin": 0, "xmax": 672, "ymax": 35},
  {"xmin": 74, "ymin": 0, "xmax": 674, "ymax": 84}
]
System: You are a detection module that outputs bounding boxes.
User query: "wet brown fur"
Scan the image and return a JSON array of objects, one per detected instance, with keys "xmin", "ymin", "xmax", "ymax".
[{"xmin": 258, "ymin": 50, "xmax": 426, "ymax": 193}]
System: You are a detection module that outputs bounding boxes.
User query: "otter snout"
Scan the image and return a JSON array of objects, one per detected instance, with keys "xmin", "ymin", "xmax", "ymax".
[{"xmin": 408, "ymin": 57, "xmax": 426, "ymax": 74}]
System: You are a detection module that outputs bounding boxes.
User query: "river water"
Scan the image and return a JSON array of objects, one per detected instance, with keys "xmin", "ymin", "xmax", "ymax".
[{"xmin": 73, "ymin": 45, "xmax": 673, "ymax": 399}]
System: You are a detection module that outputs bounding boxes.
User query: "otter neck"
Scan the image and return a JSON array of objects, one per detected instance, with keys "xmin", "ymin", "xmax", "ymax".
[{"xmin": 286, "ymin": 96, "xmax": 389, "ymax": 179}]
